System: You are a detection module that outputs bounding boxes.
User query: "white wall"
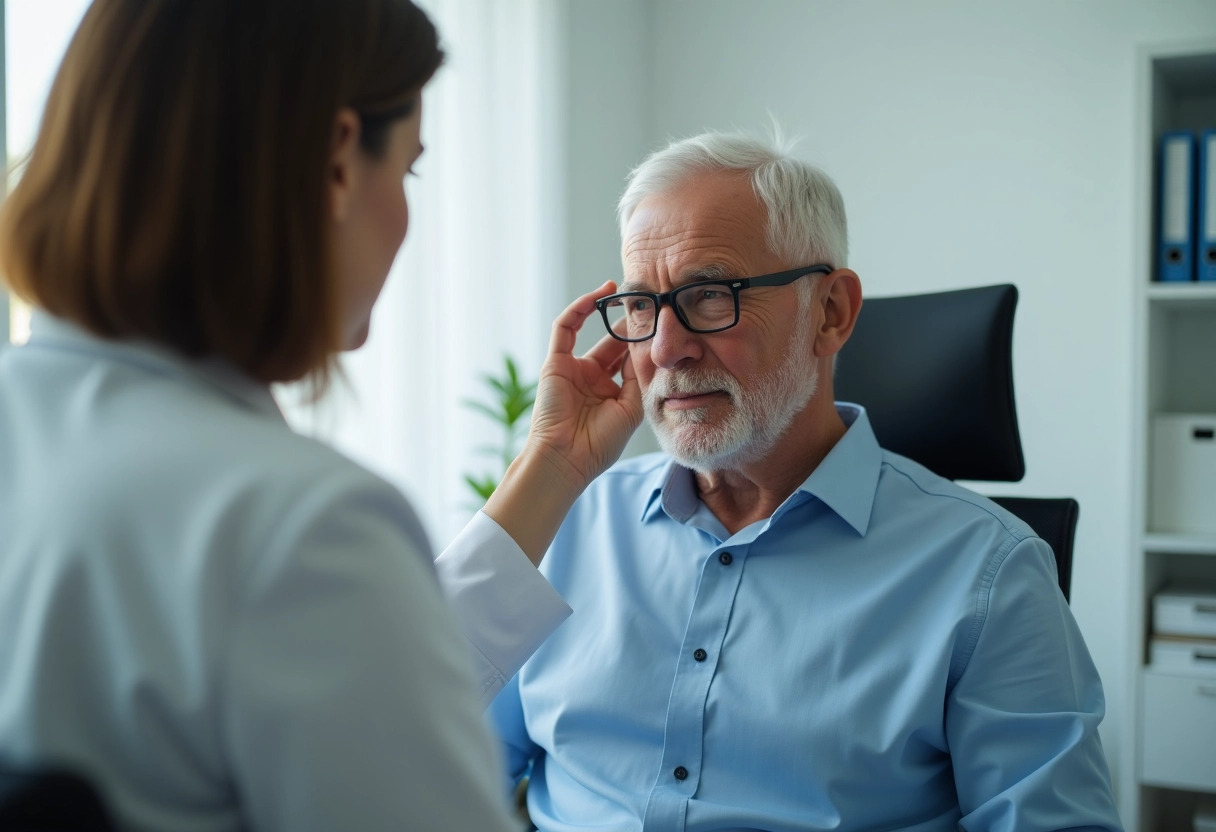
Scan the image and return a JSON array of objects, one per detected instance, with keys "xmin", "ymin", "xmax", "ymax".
[
  {"xmin": 562, "ymin": 0, "xmax": 660, "ymax": 457},
  {"xmin": 563, "ymin": 0, "xmax": 1216, "ymax": 823}
]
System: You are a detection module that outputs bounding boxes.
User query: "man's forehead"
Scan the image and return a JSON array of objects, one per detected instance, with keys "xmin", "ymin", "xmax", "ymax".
[
  {"xmin": 621, "ymin": 188, "xmax": 769, "ymax": 275},
  {"xmin": 621, "ymin": 224, "xmax": 747, "ymax": 269}
]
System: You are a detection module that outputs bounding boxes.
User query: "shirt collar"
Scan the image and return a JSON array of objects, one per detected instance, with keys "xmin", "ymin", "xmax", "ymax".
[
  {"xmin": 640, "ymin": 403, "xmax": 882, "ymax": 537},
  {"xmin": 26, "ymin": 311, "xmax": 285, "ymax": 421},
  {"xmin": 799, "ymin": 404, "xmax": 882, "ymax": 536}
]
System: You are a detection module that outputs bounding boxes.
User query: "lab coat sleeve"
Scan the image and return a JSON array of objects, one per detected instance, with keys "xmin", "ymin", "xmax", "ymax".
[{"xmin": 435, "ymin": 510, "xmax": 572, "ymax": 706}]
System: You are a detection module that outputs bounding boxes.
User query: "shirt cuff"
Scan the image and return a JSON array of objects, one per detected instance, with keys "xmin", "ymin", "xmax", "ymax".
[{"xmin": 435, "ymin": 511, "xmax": 572, "ymax": 706}]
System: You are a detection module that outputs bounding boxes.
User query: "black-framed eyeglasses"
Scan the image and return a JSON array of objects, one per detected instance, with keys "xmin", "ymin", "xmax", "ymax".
[{"xmin": 596, "ymin": 264, "xmax": 832, "ymax": 343}]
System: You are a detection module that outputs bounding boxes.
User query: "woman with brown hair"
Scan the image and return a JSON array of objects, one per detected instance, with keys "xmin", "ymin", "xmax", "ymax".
[{"xmin": 0, "ymin": 1, "xmax": 640, "ymax": 829}]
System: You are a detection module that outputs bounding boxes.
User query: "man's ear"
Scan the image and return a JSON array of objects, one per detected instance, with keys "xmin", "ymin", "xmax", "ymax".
[
  {"xmin": 813, "ymin": 269, "xmax": 863, "ymax": 358},
  {"xmin": 328, "ymin": 108, "xmax": 362, "ymax": 223}
]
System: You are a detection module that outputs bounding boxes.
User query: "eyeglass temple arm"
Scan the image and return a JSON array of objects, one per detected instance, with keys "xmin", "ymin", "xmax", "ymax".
[{"xmin": 735, "ymin": 264, "xmax": 832, "ymax": 290}]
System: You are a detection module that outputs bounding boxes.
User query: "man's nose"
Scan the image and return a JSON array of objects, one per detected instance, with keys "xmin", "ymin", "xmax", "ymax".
[{"xmin": 647, "ymin": 304, "xmax": 702, "ymax": 370}]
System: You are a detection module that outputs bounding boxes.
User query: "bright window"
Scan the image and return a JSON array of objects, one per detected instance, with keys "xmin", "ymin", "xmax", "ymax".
[{"xmin": 3, "ymin": 0, "xmax": 91, "ymax": 344}]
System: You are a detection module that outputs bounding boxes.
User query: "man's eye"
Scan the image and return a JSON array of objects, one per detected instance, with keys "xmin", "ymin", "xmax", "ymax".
[
  {"xmin": 626, "ymin": 297, "xmax": 653, "ymax": 313},
  {"xmin": 700, "ymin": 289, "xmax": 727, "ymax": 300}
]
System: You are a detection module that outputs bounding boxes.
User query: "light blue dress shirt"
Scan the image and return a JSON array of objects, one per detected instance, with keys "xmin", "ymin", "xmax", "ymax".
[
  {"xmin": 490, "ymin": 405, "xmax": 1122, "ymax": 832},
  {"xmin": 0, "ymin": 314, "xmax": 569, "ymax": 831}
]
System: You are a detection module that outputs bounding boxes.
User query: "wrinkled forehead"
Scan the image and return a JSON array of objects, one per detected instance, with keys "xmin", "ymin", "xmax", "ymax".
[{"xmin": 621, "ymin": 173, "xmax": 770, "ymax": 281}]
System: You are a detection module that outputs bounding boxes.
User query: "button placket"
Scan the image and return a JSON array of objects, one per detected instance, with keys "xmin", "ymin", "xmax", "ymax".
[{"xmin": 646, "ymin": 543, "xmax": 747, "ymax": 826}]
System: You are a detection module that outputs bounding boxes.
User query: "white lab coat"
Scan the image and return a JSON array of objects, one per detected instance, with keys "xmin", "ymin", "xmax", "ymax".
[{"xmin": 0, "ymin": 313, "xmax": 568, "ymax": 832}]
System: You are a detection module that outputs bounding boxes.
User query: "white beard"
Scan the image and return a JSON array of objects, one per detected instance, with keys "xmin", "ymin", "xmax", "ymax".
[{"xmin": 643, "ymin": 314, "xmax": 818, "ymax": 473}]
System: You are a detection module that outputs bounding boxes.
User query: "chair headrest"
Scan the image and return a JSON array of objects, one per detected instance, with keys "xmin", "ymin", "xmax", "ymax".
[{"xmin": 834, "ymin": 283, "xmax": 1025, "ymax": 482}]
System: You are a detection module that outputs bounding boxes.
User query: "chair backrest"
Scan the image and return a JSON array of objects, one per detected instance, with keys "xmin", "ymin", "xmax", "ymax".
[
  {"xmin": 0, "ymin": 766, "xmax": 118, "ymax": 832},
  {"xmin": 835, "ymin": 284, "xmax": 1024, "ymax": 482},
  {"xmin": 990, "ymin": 496, "xmax": 1078, "ymax": 603},
  {"xmin": 834, "ymin": 284, "xmax": 1076, "ymax": 602}
]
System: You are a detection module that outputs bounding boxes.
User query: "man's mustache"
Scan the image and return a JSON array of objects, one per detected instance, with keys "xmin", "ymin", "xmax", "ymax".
[{"xmin": 645, "ymin": 370, "xmax": 737, "ymax": 402}]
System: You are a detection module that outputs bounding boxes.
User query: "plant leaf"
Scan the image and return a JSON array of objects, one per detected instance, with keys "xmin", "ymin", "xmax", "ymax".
[
  {"xmin": 503, "ymin": 402, "xmax": 532, "ymax": 425},
  {"xmin": 464, "ymin": 473, "xmax": 497, "ymax": 500},
  {"xmin": 483, "ymin": 376, "xmax": 509, "ymax": 397},
  {"xmin": 461, "ymin": 353, "xmax": 540, "ymax": 506},
  {"xmin": 463, "ymin": 401, "xmax": 505, "ymax": 425}
]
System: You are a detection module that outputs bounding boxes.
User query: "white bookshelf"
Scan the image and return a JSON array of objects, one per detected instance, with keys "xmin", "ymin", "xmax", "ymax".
[
  {"xmin": 1143, "ymin": 534, "xmax": 1216, "ymax": 557},
  {"xmin": 1127, "ymin": 40, "xmax": 1216, "ymax": 832},
  {"xmin": 1147, "ymin": 283, "xmax": 1216, "ymax": 305}
]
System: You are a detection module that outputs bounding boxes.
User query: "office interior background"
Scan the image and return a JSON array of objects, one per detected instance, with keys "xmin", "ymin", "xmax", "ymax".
[{"xmin": 5, "ymin": 1, "xmax": 1216, "ymax": 828}]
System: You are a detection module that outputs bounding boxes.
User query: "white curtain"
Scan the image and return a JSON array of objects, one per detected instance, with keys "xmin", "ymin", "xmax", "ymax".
[{"xmin": 282, "ymin": 0, "xmax": 567, "ymax": 548}]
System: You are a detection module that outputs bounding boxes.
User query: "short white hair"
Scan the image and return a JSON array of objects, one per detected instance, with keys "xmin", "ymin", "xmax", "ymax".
[{"xmin": 618, "ymin": 129, "xmax": 849, "ymax": 271}]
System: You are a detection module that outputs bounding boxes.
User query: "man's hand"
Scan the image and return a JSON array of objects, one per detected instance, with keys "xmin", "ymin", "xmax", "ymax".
[
  {"xmin": 525, "ymin": 281, "xmax": 643, "ymax": 490},
  {"xmin": 484, "ymin": 283, "xmax": 643, "ymax": 564}
]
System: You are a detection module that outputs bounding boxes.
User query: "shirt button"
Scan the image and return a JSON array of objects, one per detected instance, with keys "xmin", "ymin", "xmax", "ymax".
[
  {"xmin": 674, "ymin": 766, "xmax": 688, "ymax": 781},
  {"xmin": 693, "ymin": 648, "xmax": 707, "ymax": 662},
  {"xmin": 719, "ymin": 551, "xmax": 733, "ymax": 565}
]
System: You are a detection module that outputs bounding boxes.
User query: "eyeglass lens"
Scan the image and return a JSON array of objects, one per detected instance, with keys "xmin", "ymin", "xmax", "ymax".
[{"xmin": 601, "ymin": 284, "xmax": 737, "ymax": 339}]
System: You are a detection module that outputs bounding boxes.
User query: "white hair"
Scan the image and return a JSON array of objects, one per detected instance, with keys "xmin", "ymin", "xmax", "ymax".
[{"xmin": 617, "ymin": 128, "xmax": 849, "ymax": 273}]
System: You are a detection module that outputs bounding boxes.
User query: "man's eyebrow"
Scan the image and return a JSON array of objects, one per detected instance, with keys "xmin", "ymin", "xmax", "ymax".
[
  {"xmin": 682, "ymin": 264, "xmax": 733, "ymax": 282},
  {"xmin": 619, "ymin": 264, "xmax": 735, "ymax": 293}
]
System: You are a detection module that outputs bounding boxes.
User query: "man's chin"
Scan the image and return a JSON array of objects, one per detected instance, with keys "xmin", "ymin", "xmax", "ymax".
[{"xmin": 652, "ymin": 422, "xmax": 749, "ymax": 473}]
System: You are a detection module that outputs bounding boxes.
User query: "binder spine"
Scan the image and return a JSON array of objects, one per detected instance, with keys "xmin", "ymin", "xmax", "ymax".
[
  {"xmin": 1200, "ymin": 130, "xmax": 1216, "ymax": 282},
  {"xmin": 1158, "ymin": 131, "xmax": 1196, "ymax": 282}
]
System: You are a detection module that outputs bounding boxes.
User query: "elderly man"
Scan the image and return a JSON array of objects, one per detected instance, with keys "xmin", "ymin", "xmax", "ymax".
[{"xmin": 485, "ymin": 132, "xmax": 1122, "ymax": 831}]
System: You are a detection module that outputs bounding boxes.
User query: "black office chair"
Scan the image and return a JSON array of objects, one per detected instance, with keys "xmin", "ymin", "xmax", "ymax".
[
  {"xmin": 834, "ymin": 283, "xmax": 1078, "ymax": 602},
  {"xmin": 0, "ymin": 765, "xmax": 119, "ymax": 832}
]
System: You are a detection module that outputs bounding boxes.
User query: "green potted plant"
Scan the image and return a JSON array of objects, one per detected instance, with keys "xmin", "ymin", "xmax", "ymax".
[{"xmin": 462, "ymin": 355, "xmax": 537, "ymax": 503}]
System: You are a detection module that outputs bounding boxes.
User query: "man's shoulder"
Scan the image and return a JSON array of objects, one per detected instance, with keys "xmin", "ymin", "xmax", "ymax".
[{"xmin": 875, "ymin": 449, "xmax": 1035, "ymax": 543}]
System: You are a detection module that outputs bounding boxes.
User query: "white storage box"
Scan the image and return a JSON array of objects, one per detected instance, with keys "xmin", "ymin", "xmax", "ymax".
[
  {"xmin": 1150, "ymin": 413, "xmax": 1216, "ymax": 535},
  {"xmin": 1154, "ymin": 584, "xmax": 1216, "ymax": 638},
  {"xmin": 1140, "ymin": 670, "xmax": 1216, "ymax": 792},
  {"xmin": 1150, "ymin": 637, "xmax": 1216, "ymax": 675}
]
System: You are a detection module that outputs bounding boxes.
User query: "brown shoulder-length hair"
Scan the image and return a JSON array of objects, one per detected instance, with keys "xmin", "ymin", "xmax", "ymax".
[{"xmin": 0, "ymin": 0, "xmax": 443, "ymax": 388}]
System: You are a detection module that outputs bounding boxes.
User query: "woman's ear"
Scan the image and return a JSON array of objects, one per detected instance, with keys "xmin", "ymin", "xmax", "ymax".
[
  {"xmin": 328, "ymin": 108, "xmax": 362, "ymax": 223},
  {"xmin": 813, "ymin": 269, "xmax": 863, "ymax": 358}
]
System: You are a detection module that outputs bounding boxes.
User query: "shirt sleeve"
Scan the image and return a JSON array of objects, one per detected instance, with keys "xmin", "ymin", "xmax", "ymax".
[
  {"xmin": 435, "ymin": 510, "xmax": 572, "ymax": 706},
  {"xmin": 219, "ymin": 474, "xmax": 520, "ymax": 832},
  {"xmin": 946, "ymin": 535, "xmax": 1123, "ymax": 832}
]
